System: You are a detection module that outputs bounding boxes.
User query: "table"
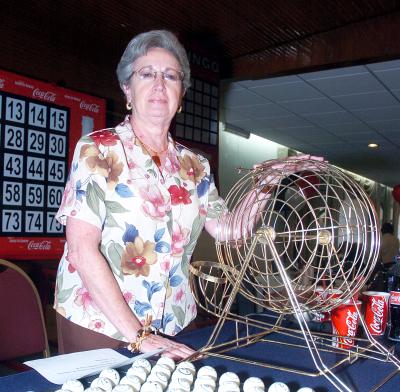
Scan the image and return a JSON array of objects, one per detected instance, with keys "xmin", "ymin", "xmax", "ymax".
[{"xmin": 0, "ymin": 319, "xmax": 399, "ymax": 392}]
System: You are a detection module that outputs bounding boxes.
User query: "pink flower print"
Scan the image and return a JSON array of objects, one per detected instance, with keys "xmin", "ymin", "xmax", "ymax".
[
  {"xmin": 123, "ymin": 290, "xmax": 135, "ymax": 304},
  {"xmin": 123, "ymin": 138, "xmax": 136, "ymax": 151},
  {"xmin": 164, "ymin": 152, "xmax": 180, "ymax": 174},
  {"xmin": 174, "ymin": 287, "xmax": 185, "ymax": 303},
  {"xmin": 199, "ymin": 206, "xmax": 207, "ymax": 217},
  {"xmin": 88, "ymin": 318, "xmax": 105, "ymax": 333},
  {"xmin": 74, "ymin": 286, "xmax": 98, "ymax": 312},
  {"xmin": 160, "ymin": 257, "xmax": 172, "ymax": 273},
  {"xmin": 187, "ymin": 303, "xmax": 197, "ymax": 317},
  {"xmin": 171, "ymin": 221, "xmax": 190, "ymax": 257},
  {"xmin": 140, "ymin": 184, "xmax": 171, "ymax": 220},
  {"xmin": 127, "ymin": 159, "xmax": 136, "ymax": 169}
]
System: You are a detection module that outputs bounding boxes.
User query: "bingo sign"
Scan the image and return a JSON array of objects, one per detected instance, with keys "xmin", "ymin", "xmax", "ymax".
[{"xmin": 0, "ymin": 69, "xmax": 106, "ymax": 260}]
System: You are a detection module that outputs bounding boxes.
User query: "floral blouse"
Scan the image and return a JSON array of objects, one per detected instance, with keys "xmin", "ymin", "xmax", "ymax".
[{"xmin": 54, "ymin": 116, "xmax": 226, "ymax": 340}]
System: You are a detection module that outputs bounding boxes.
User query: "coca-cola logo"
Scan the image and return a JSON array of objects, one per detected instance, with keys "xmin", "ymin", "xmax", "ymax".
[
  {"xmin": 33, "ymin": 88, "xmax": 56, "ymax": 102},
  {"xmin": 369, "ymin": 298, "xmax": 385, "ymax": 334},
  {"xmin": 28, "ymin": 240, "xmax": 52, "ymax": 251},
  {"xmin": 80, "ymin": 101, "xmax": 100, "ymax": 113},
  {"xmin": 343, "ymin": 309, "xmax": 358, "ymax": 345},
  {"xmin": 390, "ymin": 292, "xmax": 400, "ymax": 306}
]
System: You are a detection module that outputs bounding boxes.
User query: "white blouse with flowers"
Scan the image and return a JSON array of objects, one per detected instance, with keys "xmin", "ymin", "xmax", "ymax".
[{"xmin": 54, "ymin": 116, "xmax": 226, "ymax": 340}]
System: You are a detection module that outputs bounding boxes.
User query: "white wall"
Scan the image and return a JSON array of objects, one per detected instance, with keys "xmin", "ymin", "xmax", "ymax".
[{"xmin": 218, "ymin": 127, "xmax": 287, "ymax": 198}]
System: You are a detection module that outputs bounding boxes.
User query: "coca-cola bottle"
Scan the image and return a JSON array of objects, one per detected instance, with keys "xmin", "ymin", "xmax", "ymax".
[{"xmin": 387, "ymin": 276, "xmax": 400, "ymax": 341}]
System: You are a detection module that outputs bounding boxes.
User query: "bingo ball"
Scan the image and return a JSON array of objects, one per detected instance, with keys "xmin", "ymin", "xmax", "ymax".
[
  {"xmin": 297, "ymin": 388, "xmax": 315, "ymax": 392},
  {"xmin": 268, "ymin": 382, "xmax": 290, "ymax": 392}
]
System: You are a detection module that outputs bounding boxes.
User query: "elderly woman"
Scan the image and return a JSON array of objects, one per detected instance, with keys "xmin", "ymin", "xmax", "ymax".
[
  {"xmin": 54, "ymin": 30, "xmax": 227, "ymax": 359},
  {"xmin": 54, "ymin": 29, "xmax": 321, "ymax": 359}
]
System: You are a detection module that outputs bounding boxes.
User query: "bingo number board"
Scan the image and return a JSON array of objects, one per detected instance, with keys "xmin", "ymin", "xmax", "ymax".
[{"xmin": 0, "ymin": 69, "xmax": 106, "ymax": 260}]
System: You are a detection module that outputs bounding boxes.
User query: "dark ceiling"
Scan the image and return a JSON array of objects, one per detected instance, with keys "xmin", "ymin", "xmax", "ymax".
[
  {"xmin": 3, "ymin": 0, "xmax": 400, "ymax": 186},
  {"xmin": 5, "ymin": 0, "xmax": 400, "ymax": 80}
]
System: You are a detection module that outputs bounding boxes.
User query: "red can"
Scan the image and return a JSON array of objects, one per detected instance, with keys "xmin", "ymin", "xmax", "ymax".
[
  {"xmin": 312, "ymin": 287, "xmax": 342, "ymax": 322},
  {"xmin": 331, "ymin": 299, "xmax": 361, "ymax": 349},
  {"xmin": 362, "ymin": 291, "xmax": 390, "ymax": 336}
]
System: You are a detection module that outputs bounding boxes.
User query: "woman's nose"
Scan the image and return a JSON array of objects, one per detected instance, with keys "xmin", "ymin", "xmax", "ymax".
[{"xmin": 153, "ymin": 72, "xmax": 166, "ymax": 89}]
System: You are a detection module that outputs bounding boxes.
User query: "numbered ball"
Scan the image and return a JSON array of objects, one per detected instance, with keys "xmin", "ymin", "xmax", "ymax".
[
  {"xmin": 268, "ymin": 382, "xmax": 290, "ymax": 392},
  {"xmin": 99, "ymin": 368, "xmax": 120, "ymax": 386},
  {"xmin": 243, "ymin": 377, "xmax": 265, "ymax": 391},
  {"xmin": 219, "ymin": 372, "xmax": 240, "ymax": 385},
  {"xmin": 297, "ymin": 388, "xmax": 315, "ymax": 392},
  {"xmin": 61, "ymin": 379, "xmax": 84, "ymax": 392}
]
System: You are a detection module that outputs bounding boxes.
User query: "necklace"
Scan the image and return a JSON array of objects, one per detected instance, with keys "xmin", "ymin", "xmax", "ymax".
[{"xmin": 139, "ymin": 140, "xmax": 169, "ymax": 169}]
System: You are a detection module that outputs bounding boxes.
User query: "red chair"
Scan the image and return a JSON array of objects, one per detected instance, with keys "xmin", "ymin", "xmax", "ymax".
[{"xmin": 0, "ymin": 259, "xmax": 50, "ymax": 366}]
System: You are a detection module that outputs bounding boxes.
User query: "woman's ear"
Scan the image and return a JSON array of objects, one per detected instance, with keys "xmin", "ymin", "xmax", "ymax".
[{"xmin": 122, "ymin": 84, "xmax": 131, "ymax": 101}]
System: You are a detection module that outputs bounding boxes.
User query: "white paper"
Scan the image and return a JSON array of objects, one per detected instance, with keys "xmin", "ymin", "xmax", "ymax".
[{"xmin": 24, "ymin": 348, "xmax": 164, "ymax": 384}]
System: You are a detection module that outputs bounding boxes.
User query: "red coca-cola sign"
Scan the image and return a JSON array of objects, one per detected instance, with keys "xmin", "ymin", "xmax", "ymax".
[
  {"xmin": 28, "ymin": 240, "xmax": 52, "ymax": 251},
  {"xmin": 0, "ymin": 68, "xmax": 106, "ymax": 261},
  {"xmin": 342, "ymin": 309, "xmax": 359, "ymax": 346},
  {"xmin": 80, "ymin": 100, "xmax": 100, "ymax": 113},
  {"xmin": 32, "ymin": 88, "xmax": 56, "ymax": 102},
  {"xmin": 331, "ymin": 300, "xmax": 361, "ymax": 349},
  {"xmin": 363, "ymin": 291, "xmax": 389, "ymax": 336},
  {"xmin": 390, "ymin": 291, "xmax": 400, "ymax": 306}
]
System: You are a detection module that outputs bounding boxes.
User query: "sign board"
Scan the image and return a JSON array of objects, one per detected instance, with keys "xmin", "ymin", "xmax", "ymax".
[{"xmin": 0, "ymin": 69, "xmax": 106, "ymax": 260}]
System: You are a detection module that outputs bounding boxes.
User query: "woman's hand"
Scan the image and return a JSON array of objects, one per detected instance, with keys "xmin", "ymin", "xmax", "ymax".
[{"xmin": 140, "ymin": 333, "xmax": 196, "ymax": 360}]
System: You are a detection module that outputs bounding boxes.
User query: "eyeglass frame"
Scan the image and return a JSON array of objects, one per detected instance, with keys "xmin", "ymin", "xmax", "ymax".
[{"xmin": 130, "ymin": 66, "xmax": 185, "ymax": 83}]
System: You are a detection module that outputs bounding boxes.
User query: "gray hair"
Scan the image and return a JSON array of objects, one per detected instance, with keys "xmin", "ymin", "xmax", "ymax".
[{"xmin": 116, "ymin": 30, "xmax": 191, "ymax": 91}]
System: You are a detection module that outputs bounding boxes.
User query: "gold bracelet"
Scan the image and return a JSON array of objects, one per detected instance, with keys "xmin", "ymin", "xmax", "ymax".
[{"xmin": 127, "ymin": 314, "xmax": 153, "ymax": 353}]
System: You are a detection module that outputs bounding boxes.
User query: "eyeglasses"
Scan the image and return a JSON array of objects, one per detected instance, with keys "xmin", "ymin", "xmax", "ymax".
[{"xmin": 132, "ymin": 66, "xmax": 184, "ymax": 83}]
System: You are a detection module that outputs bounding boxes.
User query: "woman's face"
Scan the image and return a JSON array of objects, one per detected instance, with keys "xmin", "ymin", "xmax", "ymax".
[{"xmin": 124, "ymin": 47, "xmax": 184, "ymax": 127}]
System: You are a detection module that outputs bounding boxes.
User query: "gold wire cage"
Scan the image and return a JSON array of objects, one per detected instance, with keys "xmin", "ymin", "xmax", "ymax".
[{"xmin": 189, "ymin": 158, "xmax": 400, "ymax": 392}]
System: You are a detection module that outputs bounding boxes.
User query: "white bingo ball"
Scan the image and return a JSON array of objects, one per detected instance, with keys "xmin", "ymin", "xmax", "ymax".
[
  {"xmin": 62, "ymin": 379, "xmax": 84, "ymax": 392},
  {"xmin": 112, "ymin": 385, "xmax": 134, "ymax": 392},
  {"xmin": 176, "ymin": 361, "xmax": 196, "ymax": 375},
  {"xmin": 218, "ymin": 381, "xmax": 240, "ymax": 392},
  {"xmin": 100, "ymin": 368, "xmax": 120, "ymax": 386},
  {"xmin": 119, "ymin": 375, "xmax": 141, "ymax": 391},
  {"xmin": 140, "ymin": 380, "xmax": 163, "ymax": 392},
  {"xmin": 168, "ymin": 377, "xmax": 192, "ymax": 391},
  {"xmin": 151, "ymin": 363, "xmax": 172, "ymax": 378},
  {"xmin": 126, "ymin": 366, "xmax": 147, "ymax": 384},
  {"xmin": 268, "ymin": 382, "xmax": 290, "ymax": 392},
  {"xmin": 91, "ymin": 377, "xmax": 113, "ymax": 392},
  {"xmin": 84, "ymin": 388, "xmax": 104, "ymax": 392},
  {"xmin": 243, "ymin": 377, "xmax": 265, "ymax": 391},
  {"xmin": 157, "ymin": 356, "xmax": 176, "ymax": 372},
  {"xmin": 194, "ymin": 375, "xmax": 217, "ymax": 388},
  {"xmin": 297, "ymin": 388, "xmax": 315, "ymax": 392},
  {"xmin": 131, "ymin": 358, "xmax": 152, "ymax": 375},
  {"xmin": 166, "ymin": 387, "xmax": 187, "ymax": 392},
  {"xmin": 147, "ymin": 371, "xmax": 169, "ymax": 389},
  {"xmin": 197, "ymin": 366, "xmax": 218, "ymax": 381},
  {"xmin": 192, "ymin": 385, "xmax": 215, "ymax": 392},
  {"xmin": 219, "ymin": 372, "xmax": 240, "ymax": 385},
  {"xmin": 171, "ymin": 367, "xmax": 194, "ymax": 384}
]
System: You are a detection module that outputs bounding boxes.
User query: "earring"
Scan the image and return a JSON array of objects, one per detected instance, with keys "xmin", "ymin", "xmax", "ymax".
[
  {"xmin": 177, "ymin": 105, "xmax": 182, "ymax": 113},
  {"xmin": 126, "ymin": 101, "xmax": 132, "ymax": 111}
]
